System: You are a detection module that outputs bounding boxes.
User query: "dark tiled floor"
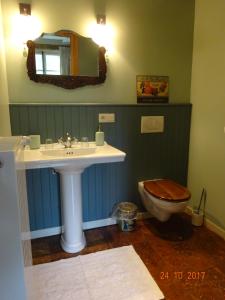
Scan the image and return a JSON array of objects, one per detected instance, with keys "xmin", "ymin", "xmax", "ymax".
[{"xmin": 32, "ymin": 215, "xmax": 225, "ymax": 300}]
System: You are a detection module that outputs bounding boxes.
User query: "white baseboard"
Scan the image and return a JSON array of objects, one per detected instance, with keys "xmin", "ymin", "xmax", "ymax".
[
  {"xmin": 31, "ymin": 209, "xmax": 225, "ymax": 242},
  {"xmin": 31, "ymin": 218, "xmax": 117, "ymax": 239},
  {"xmin": 185, "ymin": 206, "xmax": 225, "ymax": 241},
  {"xmin": 31, "ymin": 226, "xmax": 62, "ymax": 239},
  {"xmin": 31, "ymin": 212, "xmax": 151, "ymax": 239},
  {"xmin": 82, "ymin": 218, "xmax": 116, "ymax": 230},
  {"xmin": 204, "ymin": 219, "xmax": 225, "ymax": 240}
]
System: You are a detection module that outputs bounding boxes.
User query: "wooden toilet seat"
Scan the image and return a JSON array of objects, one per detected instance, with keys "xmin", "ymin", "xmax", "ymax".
[{"xmin": 143, "ymin": 179, "xmax": 191, "ymax": 203}]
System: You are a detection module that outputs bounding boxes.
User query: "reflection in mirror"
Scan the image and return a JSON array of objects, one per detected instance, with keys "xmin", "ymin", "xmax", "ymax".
[
  {"xmin": 26, "ymin": 30, "xmax": 107, "ymax": 89},
  {"xmin": 34, "ymin": 32, "xmax": 99, "ymax": 76},
  {"xmin": 35, "ymin": 34, "xmax": 69, "ymax": 75}
]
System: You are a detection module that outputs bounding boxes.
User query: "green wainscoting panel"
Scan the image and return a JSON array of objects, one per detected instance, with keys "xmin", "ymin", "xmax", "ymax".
[{"xmin": 10, "ymin": 103, "xmax": 192, "ymax": 231}]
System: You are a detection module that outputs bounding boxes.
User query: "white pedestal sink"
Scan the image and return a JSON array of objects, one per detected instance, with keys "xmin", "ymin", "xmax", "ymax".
[{"xmin": 23, "ymin": 142, "xmax": 126, "ymax": 253}]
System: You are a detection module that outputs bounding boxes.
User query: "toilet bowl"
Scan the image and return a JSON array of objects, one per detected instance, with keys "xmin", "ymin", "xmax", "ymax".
[{"xmin": 138, "ymin": 179, "xmax": 191, "ymax": 222}]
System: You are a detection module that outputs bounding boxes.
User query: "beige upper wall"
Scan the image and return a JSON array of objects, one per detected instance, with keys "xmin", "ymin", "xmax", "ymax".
[
  {"xmin": 0, "ymin": 0, "xmax": 11, "ymax": 136},
  {"xmin": 188, "ymin": 0, "xmax": 225, "ymax": 229},
  {"xmin": 2, "ymin": 0, "xmax": 195, "ymax": 104}
]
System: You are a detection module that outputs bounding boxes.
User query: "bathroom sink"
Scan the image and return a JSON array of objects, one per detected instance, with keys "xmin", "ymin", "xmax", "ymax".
[
  {"xmin": 40, "ymin": 145, "xmax": 96, "ymax": 157},
  {"xmin": 23, "ymin": 142, "xmax": 126, "ymax": 253},
  {"xmin": 23, "ymin": 142, "xmax": 124, "ymax": 170}
]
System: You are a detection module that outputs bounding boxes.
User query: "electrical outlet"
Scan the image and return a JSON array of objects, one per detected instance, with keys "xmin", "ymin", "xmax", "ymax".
[
  {"xmin": 141, "ymin": 116, "xmax": 164, "ymax": 133},
  {"xmin": 99, "ymin": 113, "xmax": 115, "ymax": 123}
]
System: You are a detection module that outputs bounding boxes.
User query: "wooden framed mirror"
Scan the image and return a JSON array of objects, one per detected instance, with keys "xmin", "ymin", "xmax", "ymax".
[{"xmin": 26, "ymin": 30, "xmax": 107, "ymax": 89}]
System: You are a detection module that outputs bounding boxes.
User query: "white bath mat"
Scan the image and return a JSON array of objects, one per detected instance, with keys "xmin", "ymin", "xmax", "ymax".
[{"xmin": 29, "ymin": 245, "xmax": 164, "ymax": 300}]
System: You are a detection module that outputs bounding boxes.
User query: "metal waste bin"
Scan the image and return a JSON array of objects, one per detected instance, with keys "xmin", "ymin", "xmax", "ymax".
[{"xmin": 113, "ymin": 202, "xmax": 138, "ymax": 231}]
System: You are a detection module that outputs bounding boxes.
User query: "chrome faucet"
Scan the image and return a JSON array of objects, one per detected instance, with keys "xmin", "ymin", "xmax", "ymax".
[{"xmin": 58, "ymin": 132, "xmax": 73, "ymax": 148}]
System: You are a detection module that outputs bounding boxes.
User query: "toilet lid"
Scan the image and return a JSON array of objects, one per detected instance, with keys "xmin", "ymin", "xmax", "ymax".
[{"xmin": 143, "ymin": 179, "xmax": 191, "ymax": 202}]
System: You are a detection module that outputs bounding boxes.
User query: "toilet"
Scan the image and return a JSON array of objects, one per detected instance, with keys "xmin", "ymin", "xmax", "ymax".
[{"xmin": 138, "ymin": 179, "xmax": 191, "ymax": 222}]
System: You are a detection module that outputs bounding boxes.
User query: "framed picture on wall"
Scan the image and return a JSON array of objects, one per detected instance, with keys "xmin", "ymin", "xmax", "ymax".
[{"xmin": 136, "ymin": 75, "xmax": 169, "ymax": 103}]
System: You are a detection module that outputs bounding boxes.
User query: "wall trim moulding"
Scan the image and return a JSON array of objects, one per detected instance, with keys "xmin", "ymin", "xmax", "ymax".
[
  {"xmin": 31, "ymin": 218, "xmax": 116, "ymax": 239},
  {"xmin": 30, "ymin": 212, "xmax": 151, "ymax": 239},
  {"xmin": 31, "ymin": 210, "xmax": 225, "ymax": 241},
  {"xmin": 9, "ymin": 103, "xmax": 192, "ymax": 107}
]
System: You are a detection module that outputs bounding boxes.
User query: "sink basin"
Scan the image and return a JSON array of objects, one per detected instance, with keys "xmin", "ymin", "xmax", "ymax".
[
  {"xmin": 41, "ymin": 145, "xmax": 96, "ymax": 157},
  {"xmin": 23, "ymin": 142, "xmax": 126, "ymax": 253}
]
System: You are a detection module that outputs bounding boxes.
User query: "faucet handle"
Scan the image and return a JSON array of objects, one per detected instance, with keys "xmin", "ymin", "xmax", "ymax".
[{"xmin": 66, "ymin": 132, "xmax": 72, "ymax": 141}]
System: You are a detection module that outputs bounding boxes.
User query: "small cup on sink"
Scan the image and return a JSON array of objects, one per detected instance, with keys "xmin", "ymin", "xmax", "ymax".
[
  {"xmin": 72, "ymin": 137, "xmax": 79, "ymax": 147},
  {"xmin": 81, "ymin": 137, "xmax": 89, "ymax": 148},
  {"xmin": 45, "ymin": 138, "xmax": 54, "ymax": 149}
]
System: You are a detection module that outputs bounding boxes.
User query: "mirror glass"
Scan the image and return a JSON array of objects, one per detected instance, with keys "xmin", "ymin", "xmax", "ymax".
[
  {"xmin": 34, "ymin": 32, "xmax": 99, "ymax": 76},
  {"xmin": 26, "ymin": 30, "xmax": 107, "ymax": 89}
]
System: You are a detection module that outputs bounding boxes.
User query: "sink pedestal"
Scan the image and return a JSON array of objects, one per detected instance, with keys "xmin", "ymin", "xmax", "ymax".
[{"xmin": 57, "ymin": 168, "xmax": 86, "ymax": 253}]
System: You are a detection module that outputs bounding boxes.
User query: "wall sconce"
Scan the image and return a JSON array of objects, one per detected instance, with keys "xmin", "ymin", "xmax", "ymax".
[
  {"xmin": 19, "ymin": 3, "xmax": 31, "ymax": 16},
  {"xmin": 19, "ymin": 3, "xmax": 31, "ymax": 57},
  {"xmin": 11, "ymin": 3, "xmax": 41, "ymax": 55},
  {"xmin": 91, "ymin": 14, "xmax": 114, "ymax": 59},
  {"xmin": 97, "ymin": 14, "xmax": 106, "ymax": 25}
]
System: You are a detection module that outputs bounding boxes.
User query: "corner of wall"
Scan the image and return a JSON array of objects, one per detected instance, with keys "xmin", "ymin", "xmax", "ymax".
[{"xmin": 0, "ymin": 0, "xmax": 11, "ymax": 136}]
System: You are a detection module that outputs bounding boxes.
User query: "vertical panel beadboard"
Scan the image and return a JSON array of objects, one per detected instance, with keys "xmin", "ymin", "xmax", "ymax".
[
  {"xmin": 26, "ymin": 168, "xmax": 61, "ymax": 231},
  {"xmin": 10, "ymin": 104, "xmax": 192, "ymax": 231}
]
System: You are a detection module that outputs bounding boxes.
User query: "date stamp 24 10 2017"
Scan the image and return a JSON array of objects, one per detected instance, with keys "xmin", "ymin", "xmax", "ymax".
[{"xmin": 160, "ymin": 271, "xmax": 206, "ymax": 280}]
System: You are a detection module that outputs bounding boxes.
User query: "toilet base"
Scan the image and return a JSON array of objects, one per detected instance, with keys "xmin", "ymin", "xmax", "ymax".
[{"xmin": 146, "ymin": 213, "xmax": 193, "ymax": 241}]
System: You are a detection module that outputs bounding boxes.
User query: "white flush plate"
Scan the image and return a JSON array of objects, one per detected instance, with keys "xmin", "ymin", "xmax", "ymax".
[{"xmin": 141, "ymin": 116, "xmax": 164, "ymax": 133}]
